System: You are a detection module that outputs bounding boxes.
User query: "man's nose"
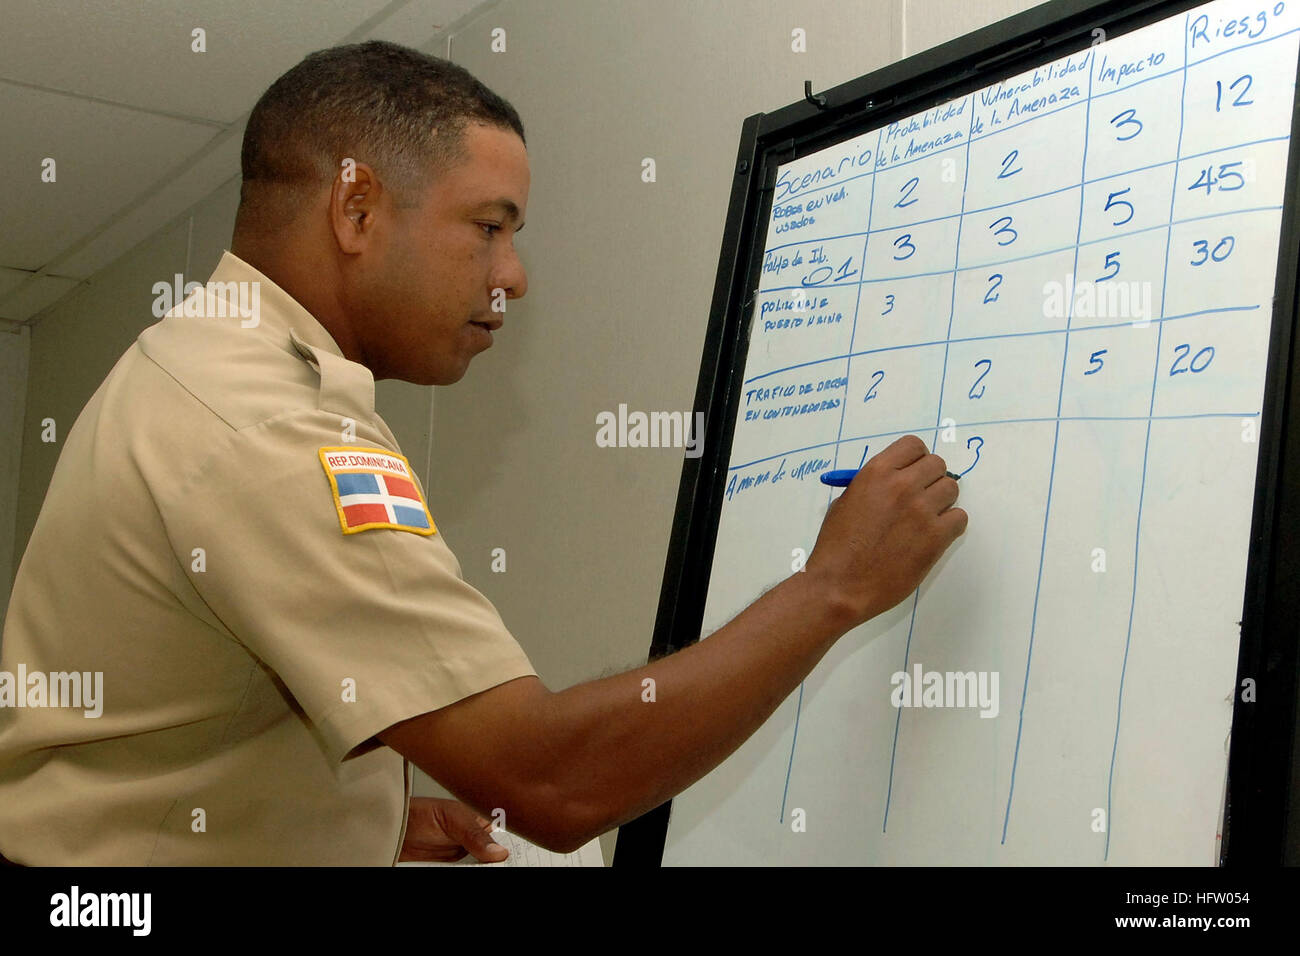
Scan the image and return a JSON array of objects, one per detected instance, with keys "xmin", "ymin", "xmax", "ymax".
[{"xmin": 498, "ymin": 245, "xmax": 527, "ymax": 300}]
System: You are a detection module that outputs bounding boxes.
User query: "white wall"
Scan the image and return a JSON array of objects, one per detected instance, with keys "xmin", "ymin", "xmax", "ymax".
[
  {"xmin": 0, "ymin": 324, "xmax": 30, "ymax": 627},
  {"xmin": 428, "ymin": 0, "xmax": 1044, "ymax": 864},
  {"xmin": 6, "ymin": 0, "xmax": 1044, "ymax": 865}
]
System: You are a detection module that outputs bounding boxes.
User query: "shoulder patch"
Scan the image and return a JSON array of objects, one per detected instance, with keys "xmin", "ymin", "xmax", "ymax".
[{"xmin": 318, "ymin": 446, "xmax": 436, "ymax": 536}]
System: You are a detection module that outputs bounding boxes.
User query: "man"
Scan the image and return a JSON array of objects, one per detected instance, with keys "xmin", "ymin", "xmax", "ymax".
[{"xmin": 0, "ymin": 41, "xmax": 966, "ymax": 865}]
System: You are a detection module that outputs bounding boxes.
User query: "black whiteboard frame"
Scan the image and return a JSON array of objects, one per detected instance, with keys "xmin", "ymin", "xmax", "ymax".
[{"xmin": 613, "ymin": 0, "xmax": 1300, "ymax": 867}]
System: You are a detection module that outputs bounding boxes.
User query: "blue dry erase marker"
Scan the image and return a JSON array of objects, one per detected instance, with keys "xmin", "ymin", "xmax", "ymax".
[{"xmin": 819, "ymin": 468, "xmax": 961, "ymax": 487}]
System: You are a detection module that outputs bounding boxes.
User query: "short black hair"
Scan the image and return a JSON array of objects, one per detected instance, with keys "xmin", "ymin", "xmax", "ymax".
[{"xmin": 235, "ymin": 40, "xmax": 525, "ymax": 226}]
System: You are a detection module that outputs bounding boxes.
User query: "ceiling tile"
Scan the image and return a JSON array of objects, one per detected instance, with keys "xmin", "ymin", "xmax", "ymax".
[
  {"xmin": 58, "ymin": 124, "xmax": 245, "ymax": 278},
  {"xmin": 0, "ymin": 85, "xmax": 216, "ymax": 274},
  {"xmin": 0, "ymin": 0, "xmax": 398, "ymax": 124},
  {"xmin": 0, "ymin": 274, "xmax": 82, "ymax": 323},
  {"xmin": 367, "ymin": 0, "xmax": 487, "ymax": 49},
  {"xmin": 0, "ymin": 269, "xmax": 32, "ymax": 300},
  {"xmin": 0, "ymin": 0, "xmax": 501, "ymax": 323}
]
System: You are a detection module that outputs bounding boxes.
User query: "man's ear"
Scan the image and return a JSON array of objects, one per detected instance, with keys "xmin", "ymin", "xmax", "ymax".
[{"xmin": 330, "ymin": 160, "xmax": 384, "ymax": 254}]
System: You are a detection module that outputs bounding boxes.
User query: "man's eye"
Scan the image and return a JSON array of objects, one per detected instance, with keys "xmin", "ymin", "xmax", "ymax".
[{"xmin": 478, "ymin": 222, "xmax": 501, "ymax": 236}]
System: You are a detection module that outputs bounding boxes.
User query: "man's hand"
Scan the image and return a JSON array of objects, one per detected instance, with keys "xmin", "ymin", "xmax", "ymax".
[
  {"xmin": 805, "ymin": 434, "xmax": 967, "ymax": 628},
  {"xmin": 398, "ymin": 797, "xmax": 510, "ymax": 864}
]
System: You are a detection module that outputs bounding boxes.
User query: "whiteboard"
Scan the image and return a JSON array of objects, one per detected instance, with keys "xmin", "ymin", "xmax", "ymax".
[{"xmin": 662, "ymin": 0, "xmax": 1299, "ymax": 865}]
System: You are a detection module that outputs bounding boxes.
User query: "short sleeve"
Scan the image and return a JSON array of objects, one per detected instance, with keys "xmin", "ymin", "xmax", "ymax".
[{"xmin": 157, "ymin": 409, "xmax": 537, "ymax": 764}]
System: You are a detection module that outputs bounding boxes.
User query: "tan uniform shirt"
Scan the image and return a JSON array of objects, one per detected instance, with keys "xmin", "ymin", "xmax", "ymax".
[{"xmin": 0, "ymin": 251, "xmax": 537, "ymax": 865}]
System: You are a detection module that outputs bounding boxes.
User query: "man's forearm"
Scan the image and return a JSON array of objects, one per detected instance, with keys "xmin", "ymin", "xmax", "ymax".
[{"xmin": 539, "ymin": 569, "xmax": 856, "ymax": 843}]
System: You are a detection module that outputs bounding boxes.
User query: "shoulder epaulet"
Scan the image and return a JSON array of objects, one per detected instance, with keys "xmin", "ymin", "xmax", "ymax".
[{"xmin": 289, "ymin": 328, "xmax": 376, "ymax": 423}]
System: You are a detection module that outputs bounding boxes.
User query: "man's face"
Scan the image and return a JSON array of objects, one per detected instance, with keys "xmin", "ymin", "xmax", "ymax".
[{"xmin": 354, "ymin": 122, "xmax": 529, "ymax": 385}]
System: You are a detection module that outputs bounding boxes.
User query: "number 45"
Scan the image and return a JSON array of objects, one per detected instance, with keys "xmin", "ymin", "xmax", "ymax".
[{"xmin": 1188, "ymin": 161, "xmax": 1245, "ymax": 194}]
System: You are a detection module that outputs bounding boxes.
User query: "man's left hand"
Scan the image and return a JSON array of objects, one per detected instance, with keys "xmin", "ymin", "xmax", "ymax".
[{"xmin": 398, "ymin": 797, "xmax": 509, "ymax": 864}]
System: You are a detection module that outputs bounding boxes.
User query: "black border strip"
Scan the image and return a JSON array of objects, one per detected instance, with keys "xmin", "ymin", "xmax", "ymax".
[{"xmin": 1223, "ymin": 5, "xmax": 1300, "ymax": 865}]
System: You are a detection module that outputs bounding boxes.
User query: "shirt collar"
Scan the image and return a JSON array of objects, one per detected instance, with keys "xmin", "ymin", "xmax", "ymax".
[{"xmin": 205, "ymin": 249, "xmax": 347, "ymax": 362}]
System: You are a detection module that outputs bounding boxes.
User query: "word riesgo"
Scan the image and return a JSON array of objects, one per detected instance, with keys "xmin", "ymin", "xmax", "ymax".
[
  {"xmin": 0, "ymin": 666, "xmax": 103, "ymax": 717},
  {"xmin": 596, "ymin": 404, "xmax": 705, "ymax": 458},
  {"xmin": 889, "ymin": 664, "xmax": 999, "ymax": 718},
  {"xmin": 49, "ymin": 886, "xmax": 151, "ymax": 936}
]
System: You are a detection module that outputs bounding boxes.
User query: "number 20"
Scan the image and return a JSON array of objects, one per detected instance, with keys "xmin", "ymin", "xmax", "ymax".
[{"xmin": 1170, "ymin": 344, "xmax": 1214, "ymax": 375}]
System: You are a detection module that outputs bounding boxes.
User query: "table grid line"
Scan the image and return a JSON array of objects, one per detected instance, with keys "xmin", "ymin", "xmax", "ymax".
[
  {"xmin": 771, "ymin": 24, "xmax": 1299, "ymax": 205},
  {"xmin": 778, "ymin": 127, "xmax": 885, "ymax": 827},
  {"xmin": 882, "ymin": 99, "xmax": 981, "ymax": 832},
  {"xmin": 728, "ymin": 409, "xmax": 1262, "ymax": 475},
  {"xmin": 1102, "ymin": 9, "xmax": 1194, "ymax": 865},
  {"xmin": 1003, "ymin": 35, "xmax": 1099, "ymax": 850},
  {"xmin": 762, "ymin": 201, "xmax": 1284, "ymax": 295},
  {"xmin": 715, "ymin": 3, "xmax": 1295, "ymax": 862},
  {"xmin": 776, "ymin": 128, "xmax": 1288, "ymax": 227},
  {"xmin": 768, "ymin": 133, "xmax": 1289, "ymax": 256},
  {"xmin": 743, "ymin": 304, "xmax": 1261, "ymax": 386}
]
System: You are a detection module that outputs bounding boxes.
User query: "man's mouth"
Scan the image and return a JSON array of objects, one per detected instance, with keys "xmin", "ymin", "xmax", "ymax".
[{"xmin": 471, "ymin": 319, "xmax": 503, "ymax": 331}]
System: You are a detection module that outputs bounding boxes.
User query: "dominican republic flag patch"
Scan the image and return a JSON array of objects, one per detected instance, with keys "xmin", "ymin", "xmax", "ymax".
[{"xmin": 317, "ymin": 446, "xmax": 436, "ymax": 536}]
